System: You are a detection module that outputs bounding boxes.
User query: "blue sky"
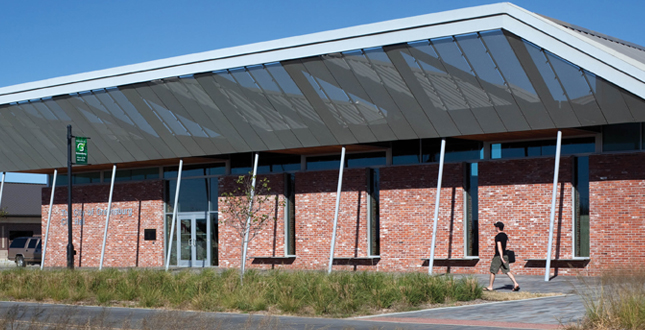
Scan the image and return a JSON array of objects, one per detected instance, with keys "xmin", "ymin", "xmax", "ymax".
[
  {"xmin": 1, "ymin": 0, "xmax": 643, "ymax": 183},
  {"xmin": 2, "ymin": 0, "xmax": 643, "ymax": 89}
]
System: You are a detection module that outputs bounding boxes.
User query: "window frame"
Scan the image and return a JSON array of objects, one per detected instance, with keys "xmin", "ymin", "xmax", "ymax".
[
  {"xmin": 572, "ymin": 156, "xmax": 591, "ymax": 259},
  {"xmin": 283, "ymin": 173, "xmax": 296, "ymax": 257},
  {"xmin": 366, "ymin": 168, "xmax": 380, "ymax": 257},
  {"xmin": 463, "ymin": 162, "xmax": 480, "ymax": 259}
]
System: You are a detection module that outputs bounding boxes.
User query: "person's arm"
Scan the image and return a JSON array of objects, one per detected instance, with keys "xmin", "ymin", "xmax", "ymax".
[{"xmin": 497, "ymin": 241, "xmax": 506, "ymax": 266}]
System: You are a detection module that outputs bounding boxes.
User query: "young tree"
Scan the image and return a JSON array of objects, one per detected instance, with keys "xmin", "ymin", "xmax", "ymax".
[{"xmin": 220, "ymin": 175, "xmax": 280, "ymax": 284}]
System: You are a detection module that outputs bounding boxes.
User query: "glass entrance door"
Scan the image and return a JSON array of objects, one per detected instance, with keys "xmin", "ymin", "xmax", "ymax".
[{"xmin": 177, "ymin": 213, "xmax": 210, "ymax": 267}]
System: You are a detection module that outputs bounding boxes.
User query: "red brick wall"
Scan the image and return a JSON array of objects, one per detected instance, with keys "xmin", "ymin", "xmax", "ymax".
[
  {"xmin": 588, "ymin": 153, "xmax": 645, "ymax": 275},
  {"xmin": 41, "ymin": 181, "xmax": 164, "ymax": 268},
  {"xmin": 39, "ymin": 153, "xmax": 645, "ymax": 276},
  {"xmin": 477, "ymin": 157, "xmax": 574, "ymax": 276}
]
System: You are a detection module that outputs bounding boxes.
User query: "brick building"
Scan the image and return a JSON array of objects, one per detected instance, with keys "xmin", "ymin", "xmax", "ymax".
[
  {"xmin": 0, "ymin": 183, "xmax": 45, "ymax": 260},
  {"xmin": 1, "ymin": 3, "xmax": 644, "ymax": 276}
]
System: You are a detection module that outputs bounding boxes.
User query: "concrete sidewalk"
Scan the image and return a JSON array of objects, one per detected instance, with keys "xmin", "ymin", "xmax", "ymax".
[{"xmin": 356, "ymin": 274, "xmax": 590, "ymax": 329}]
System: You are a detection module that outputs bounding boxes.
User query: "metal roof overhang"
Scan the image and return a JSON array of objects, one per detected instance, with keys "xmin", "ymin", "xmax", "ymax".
[{"xmin": 1, "ymin": 2, "xmax": 645, "ymax": 172}]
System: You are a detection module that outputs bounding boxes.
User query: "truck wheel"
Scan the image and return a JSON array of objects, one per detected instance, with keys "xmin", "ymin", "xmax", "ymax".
[{"xmin": 15, "ymin": 256, "xmax": 25, "ymax": 267}]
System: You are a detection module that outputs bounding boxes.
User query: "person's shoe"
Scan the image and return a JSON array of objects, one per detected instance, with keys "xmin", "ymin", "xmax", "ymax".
[
  {"xmin": 512, "ymin": 286, "xmax": 520, "ymax": 292},
  {"xmin": 484, "ymin": 287, "xmax": 494, "ymax": 291}
]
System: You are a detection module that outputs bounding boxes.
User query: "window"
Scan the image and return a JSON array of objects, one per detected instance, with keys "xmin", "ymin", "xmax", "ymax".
[
  {"xmin": 104, "ymin": 168, "xmax": 159, "ymax": 182},
  {"xmin": 367, "ymin": 168, "xmax": 380, "ymax": 256},
  {"xmin": 574, "ymin": 156, "xmax": 590, "ymax": 258},
  {"xmin": 306, "ymin": 152, "xmax": 386, "ymax": 171},
  {"xmin": 392, "ymin": 138, "xmax": 482, "ymax": 165},
  {"xmin": 231, "ymin": 153, "xmax": 300, "ymax": 174},
  {"xmin": 284, "ymin": 173, "xmax": 296, "ymax": 256},
  {"xmin": 9, "ymin": 237, "xmax": 28, "ymax": 249},
  {"xmin": 51, "ymin": 173, "xmax": 100, "ymax": 186},
  {"xmin": 491, "ymin": 137, "xmax": 595, "ymax": 159},
  {"xmin": 27, "ymin": 239, "xmax": 38, "ymax": 249},
  {"xmin": 164, "ymin": 164, "xmax": 225, "ymax": 178},
  {"xmin": 464, "ymin": 163, "xmax": 479, "ymax": 257},
  {"xmin": 602, "ymin": 123, "xmax": 641, "ymax": 152}
]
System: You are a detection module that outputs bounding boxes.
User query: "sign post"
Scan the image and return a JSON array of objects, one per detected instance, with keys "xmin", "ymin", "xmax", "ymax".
[{"xmin": 67, "ymin": 125, "xmax": 75, "ymax": 270}]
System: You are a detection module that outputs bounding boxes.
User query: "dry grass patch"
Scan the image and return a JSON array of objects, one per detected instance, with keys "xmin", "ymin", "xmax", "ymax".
[
  {"xmin": 482, "ymin": 291, "xmax": 563, "ymax": 301},
  {"xmin": 564, "ymin": 268, "xmax": 645, "ymax": 330}
]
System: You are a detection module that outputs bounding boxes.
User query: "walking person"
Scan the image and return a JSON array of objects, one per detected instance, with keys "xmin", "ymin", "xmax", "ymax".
[{"xmin": 485, "ymin": 221, "xmax": 520, "ymax": 291}]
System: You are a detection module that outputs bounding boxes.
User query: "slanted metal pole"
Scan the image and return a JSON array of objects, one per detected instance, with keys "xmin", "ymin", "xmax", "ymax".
[
  {"xmin": 545, "ymin": 131, "xmax": 562, "ymax": 281},
  {"xmin": 241, "ymin": 153, "xmax": 260, "ymax": 281},
  {"xmin": 328, "ymin": 147, "xmax": 346, "ymax": 274},
  {"xmin": 165, "ymin": 160, "xmax": 184, "ymax": 271},
  {"xmin": 41, "ymin": 170, "xmax": 57, "ymax": 270},
  {"xmin": 99, "ymin": 164, "xmax": 117, "ymax": 270},
  {"xmin": 0, "ymin": 172, "xmax": 5, "ymax": 210},
  {"xmin": 428, "ymin": 139, "xmax": 446, "ymax": 275}
]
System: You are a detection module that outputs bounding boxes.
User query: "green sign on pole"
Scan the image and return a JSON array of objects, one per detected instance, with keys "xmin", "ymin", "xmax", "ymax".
[{"xmin": 75, "ymin": 137, "xmax": 88, "ymax": 165}]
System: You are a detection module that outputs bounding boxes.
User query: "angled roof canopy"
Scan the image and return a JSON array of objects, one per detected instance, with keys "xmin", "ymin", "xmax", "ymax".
[{"xmin": 1, "ymin": 2, "xmax": 645, "ymax": 172}]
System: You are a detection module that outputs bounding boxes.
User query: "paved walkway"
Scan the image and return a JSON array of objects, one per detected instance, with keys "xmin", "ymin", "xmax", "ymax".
[{"xmin": 356, "ymin": 274, "xmax": 590, "ymax": 329}]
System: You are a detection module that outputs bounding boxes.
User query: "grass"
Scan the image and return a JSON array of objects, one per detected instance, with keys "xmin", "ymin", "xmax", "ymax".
[
  {"xmin": 565, "ymin": 269, "xmax": 645, "ymax": 330},
  {"xmin": 0, "ymin": 268, "xmax": 482, "ymax": 317}
]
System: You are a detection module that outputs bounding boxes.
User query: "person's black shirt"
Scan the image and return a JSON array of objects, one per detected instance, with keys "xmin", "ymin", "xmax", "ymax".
[{"xmin": 494, "ymin": 232, "xmax": 508, "ymax": 256}]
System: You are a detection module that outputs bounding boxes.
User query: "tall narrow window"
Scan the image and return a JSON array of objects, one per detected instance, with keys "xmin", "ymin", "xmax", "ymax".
[
  {"xmin": 284, "ymin": 173, "xmax": 296, "ymax": 256},
  {"xmin": 367, "ymin": 168, "xmax": 380, "ymax": 256},
  {"xmin": 574, "ymin": 157, "xmax": 590, "ymax": 257},
  {"xmin": 464, "ymin": 163, "xmax": 479, "ymax": 257}
]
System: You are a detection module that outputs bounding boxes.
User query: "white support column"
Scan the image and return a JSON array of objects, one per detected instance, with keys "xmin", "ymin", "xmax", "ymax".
[
  {"xmin": 0, "ymin": 172, "xmax": 5, "ymax": 210},
  {"xmin": 99, "ymin": 164, "xmax": 117, "ymax": 270},
  {"xmin": 241, "ymin": 153, "xmax": 260, "ymax": 281},
  {"xmin": 165, "ymin": 160, "xmax": 184, "ymax": 271},
  {"xmin": 428, "ymin": 139, "xmax": 446, "ymax": 275},
  {"xmin": 545, "ymin": 131, "xmax": 562, "ymax": 281},
  {"xmin": 328, "ymin": 147, "xmax": 346, "ymax": 274},
  {"xmin": 41, "ymin": 170, "xmax": 57, "ymax": 270}
]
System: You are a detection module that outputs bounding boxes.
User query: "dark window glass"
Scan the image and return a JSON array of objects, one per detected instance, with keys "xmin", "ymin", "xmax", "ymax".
[
  {"xmin": 9, "ymin": 237, "xmax": 28, "ymax": 248},
  {"xmin": 73, "ymin": 172, "xmax": 101, "ymax": 184},
  {"xmin": 307, "ymin": 154, "xmax": 340, "ymax": 171},
  {"xmin": 368, "ymin": 168, "xmax": 380, "ymax": 256},
  {"xmin": 105, "ymin": 168, "xmax": 159, "ymax": 182},
  {"xmin": 285, "ymin": 173, "xmax": 296, "ymax": 256},
  {"xmin": 347, "ymin": 152, "xmax": 386, "ymax": 168},
  {"xmin": 423, "ymin": 138, "xmax": 482, "ymax": 163},
  {"xmin": 307, "ymin": 152, "xmax": 386, "ymax": 171},
  {"xmin": 165, "ymin": 215, "xmax": 177, "ymax": 266},
  {"xmin": 465, "ymin": 163, "xmax": 479, "ymax": 257},
  {"xmin": 210, "ymin": 213, "xmax": 218, "ymax": 266},
  {"xmin": 166, "ymin": 178, "xmax": 209, "ymax": 213},
  {"xmin": 209, "ymin": 178, "xmax": 219, "ymax": 212},
  {"xmin": 230, "ymin": 153, "xmax": 255, "ymax": 175},
  {"xmin": 164, "ymin": 164, "xmax": 224, "ymax": 179},
  {"xmin": 492, "ymin": 137, "xmax": 595, "ymax": 159},
  {"xmin": 27, "ymin": 239, "xmax": 38, "ymax": 249},
  {"xmin": 257, "ymin": 153, "xmax": 301, "ymax": 174},
  {"xmin": 144, "ymin": 229, "xmax": 156, "ymax": 241},
  {"xmin": 574, "ymin": 157, "xmax": 590, "ymax": 257},
  {"xmin": 36, "ymin": 241, "xmax": 42, "ymax": 249},
  {"xmin": 603, "ymin": 123, "xmax": 640, "ymax": 152},
  {"xmin": 392, "ymin": 139, "xmax": 421, "ymax": 165}
]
